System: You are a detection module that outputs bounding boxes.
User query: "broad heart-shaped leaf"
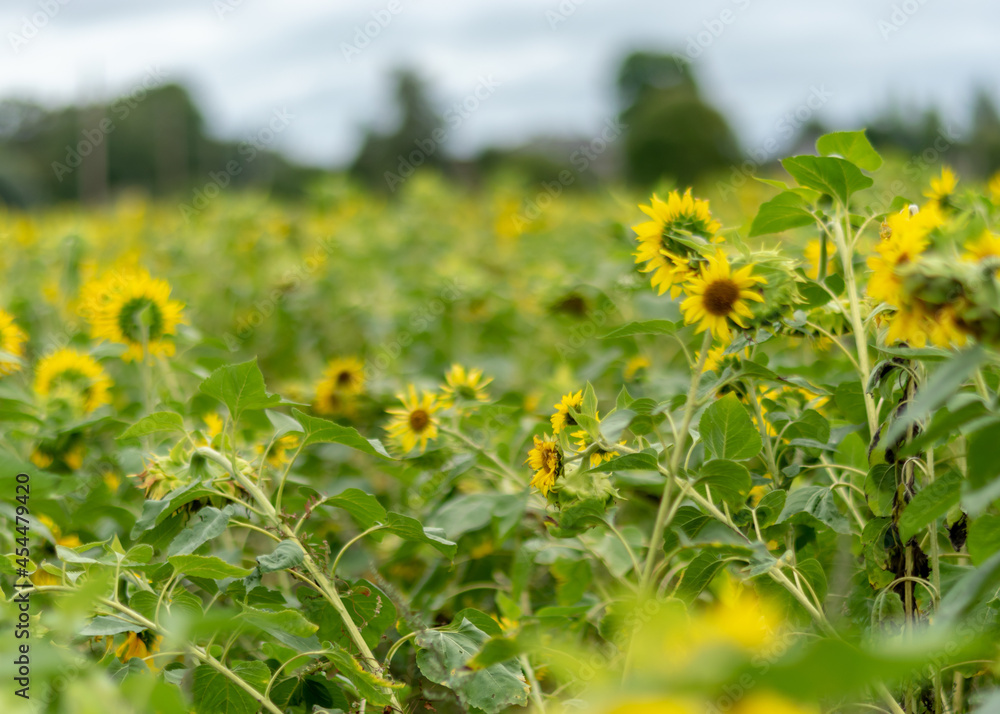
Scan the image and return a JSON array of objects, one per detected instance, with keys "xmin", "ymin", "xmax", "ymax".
[
  {"xmin": 169, "ymin": 554, "xmax": 252, "ymax": 579},
  {"xmin": 238, "ymin": 604, "xmax": 321, "ymax": 652},
  {"xmin": 386, "ymin": 512, "xmax": 457, "ymax": 558},
  {"xmin": 816, "ymin": 130, "xmax": 883, "ymax": 171},
  {"xmin": 323, "ymin": 488, "xmax": 387, "ymax": 529},
  {"xmin": 675, "ymin": 551, "xmax": 727, "ymax": 603},
  {"xmin": 192, "ymin": 660, "xmax": 270, "ymax": 714},
  {"xmin": 130, "ymin": 481, "xmax": 220, "ymax": 539},
  {"xmin": 301, "ymin": 579, "xmax": 397, "ymax": 650},
  {"xmin": 600, "ymin": 319, "xmax": 678, "ymax": 339},
  {"xmin": 697, "ymin": 459, "xmax": 751, "ymax": 509},
  {"xmin": 290, "ymin": 408, "xmax": 392, "ymax": 459},
  {"xmin": 599, "ymin": 409, "xmax": 636, "ymax": 442},
  {"xmin": 167, "ymin": 505, "xmax": 234, "ymax": 556},
  {"xmin": 778, "ymin": 485, "xmax": 851, "ymax": 534},
  {"xmin": 864, "ymin": 464, "xmax": 896, "ymax": 518},
  {"xmin": 416, "ymin": 619, "xmax": 530, "ymax": 714},
  {"xmin": 748, "ymin": 190, "xmax": 815, "ymax": 237},
  {"xmin": 781, "ymin": 155, "xmax": 873, "ymax": 205},
  {"xmin": 898, "ymin": 470, "xmax": 962, "ymax": 542},
  {"xmin": 199, "ymin": 358, "xmax": 281, "ymax": 420},
  {"xmin": 117, "ymin": 411, "xmax": 184, "ymax": 441},
  {"xmin": 699, "ymin": 393, "xmax": 762, "ymax": 461}
]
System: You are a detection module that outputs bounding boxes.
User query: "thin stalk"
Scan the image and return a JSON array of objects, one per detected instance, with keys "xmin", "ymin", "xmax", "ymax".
[{"xmin": 746, "ymin": 378, "xmax": 780, "ymax": 478}]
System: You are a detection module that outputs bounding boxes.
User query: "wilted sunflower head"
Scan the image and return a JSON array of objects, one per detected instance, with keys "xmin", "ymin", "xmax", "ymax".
[
  {"xmin": 680, "ymin": 250, "xmax": 766, "ymax": 342},
  {"xmin": 82, "ymin": 268, "xmax": 185, "ymax": 362},
  {"xmin": 0, "ymin": 309, "xmax": 27, "ymax": 377},
  {"xmin": 34, "ymin": 348, "xmax": 112, "ymax": 416}
]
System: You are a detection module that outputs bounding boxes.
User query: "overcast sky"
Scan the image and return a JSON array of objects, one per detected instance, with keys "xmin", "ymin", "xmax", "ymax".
[{"xmin": 2, "ymin": 0, "xmax": 998, "ymax": 167}]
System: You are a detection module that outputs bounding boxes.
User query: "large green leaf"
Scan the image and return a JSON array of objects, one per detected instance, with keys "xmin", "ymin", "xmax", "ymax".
[
  {"xmin": 199, "ymin": 358, "xmax": 281, "ymax": 420},
  {"xmin": 600, "ymin": 320, "xmax": 678, "ymax": 339},
  {"xmin": 781, "ymin": 155, "xmax": 873, "ymax": 205},
  {"xmin": 290, "ymin": 408, "xmax": 392, "ymax": 459},
  {"xmin": 323, "ymin": 488, "xmax": 387, "ymax": 529},
  {"xmin": 968, "ymin": 515, "xmax": 1000, "ymax": 565},
  {"xmin": 748, "ymin": 191, "xmax": 815, "ymax": 237},
  {"xmin": 191, "ymin": 660, "xmax": 270, "ymax": 714},
  {"xmin": 699, "ymin": 393, "xmax": 762, "ymax": 461},
  {"xmin": 778, "ymin": 485, "xmax": 851, "ymax": 534},
  {"xmin": 864, "ymin": 464, "xmax": 896, "ymax": 519},
  {"xmin": 675, "ymin": 551, "xmax": 727, "ymax": 602},
  {"xmin": 816, "ymin": 130, "xmax": 883, "ymax": 171},
  {"xmin": 130, "ymin": 482, "xmax": 220, "ymax": 539},
  {"xmin": 168, "ymin": 505, "xmax": 234, "ymax": 556},
  {"xmin": 416, "ymin": 619, "xmax": 530, "ymax": 714},
  {"xmin": 169, "ymin": 554, "xmax": 252, "ymax": 579},
  {"xmin": 386, "ymin": 512, "xmax": 457, "ymax": 559},
  {"xmin": 117, "ymin": 411, "xmax": 185, "ymax": 441},
  {"xmin": 697, "ymin": 459, "xmax": 751, "ymax": 509},
  {"xmin": 898, "ymin": 471, "xmax": 962, "ymax": 542}
]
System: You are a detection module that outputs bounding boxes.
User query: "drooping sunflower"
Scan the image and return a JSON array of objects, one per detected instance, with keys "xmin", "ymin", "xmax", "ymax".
[
  {"xmin": 695, "ymin": 344, "xmax": 728, "ymax": 374},
  {"xmin": 924, "ymin": 166, "xmax": 957, "ymax": 203},
  {"xmin": 439, "ymin": 364, "xmax": 492, "ymax": 406},
  {"xmin": 866, "ymin": 205, "xmax": 941, "ymax": 305},
  {"xmin": 803, "ymin": 239, "xmax": 837, "ymax": 280},
  {"xmin": 34, "ymin": 348, "xmax": 112, "ymax": 415},
  {"xmin": 82, "ymin": 268, "xmax": 185, "ymax": 361},
  {"xmin": 633, "ymin": 189, "xmax": 722, "ymax": 298},
  {"xmin": 526, "ymin": 434, "xmax": 563, "ymax": 496},
  {"xmin": 0, "ymin": 309, "xmax": 27, "ymax": 377},
  {"xmin": 550, "ymin": 389, "xmax": 583, "ymax": 434},
  {"xmin": 385, "ymin": 385, "xmax": 440, "ymax": 454},
  {"xmin": 314, "ymin": 357, "xmax": 365, "ymax": 415},
  {"xmin": 680, "ymin": 250, "xmax": 766, "ymax": 341},
  {"xmin": 886, "ymin": 306, "xmax": 930, "ymax": 348},
  {"xmin": 114, "ymin": 631, "xmax": 163, "ymax": 673}
]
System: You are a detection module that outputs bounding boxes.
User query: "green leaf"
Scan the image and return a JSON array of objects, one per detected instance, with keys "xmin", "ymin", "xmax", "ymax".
[
  {"xmin": 968, "ymin": 515, "xmax": 1000, "ymax": 565},
  {"xmin": 898, "ymin": 471, "xmax": 962, "ymax": 542},
  {"xmin": 199, "ymin": 358, "xmax": 281, "ymax": 420},
  {"xmin": 697, "ymin": 459, "xmax": 751, "ymax": 509},
  {"xmin": 130, "ymin": 482, "xmax": 219, "ymax": 539},
  {"xmin": 785, "ymin": 410, "xmax": 830, "ymax": 444},
  {"xmin": 675, "ymin": 551, "xmax": 727, "ymax": 602},
  {"xmin": 238, "ymin": 605, "xmax": 319, "ymax": 639},
  {"xmin": 266, "ymin": 409, "xmax": 304, "ymax": 439},
  {"xmin": 169, "ymin": 554, "xmax": 252, "ymax": 579},
  {"xmin": 834, "ymin": 383, "xmax": 869, "ymax": 426},
  {"xmin": 778, "ymin": 485, "xmax": 851, "ymax": 534},
  {"xmin": 117, "ymin": 411, "xmax": 185, "ymax": 441},
  {"xmin": 322, "ymin": 647, "xmax": 399, "ymax": 706},
  {"xmin": 599, "ymin": 409, "xmax": 635, "ymax": 443},
  {"xmin": 168, "ymin": 505, "xmax": 234, "ymax": 557},
  {"xmin": 324, "ymin": 488, "xmax": 387, "ymax": 529},
  {"xmin": 386, "ymin": 512, "xmax": 457, "ymax": 558},
  {"xmin": 748, "ymin": 191, "xmax": 815, "ymax": 237},
  {"xmin": 939, "ymin": 550, "xmax": 1000, "ymax": 623},
  {"xmin": 864, "ymin": 464, "xmax": 896, "ymax": 518},
  {"xmin": 699, "ymin": 393, "xmax": 762, "ymax": 461},
  {"xmin": 967, "ymin": 421, "xmax": 1000, "ymax": 492},
  {"xmin": 755, "ymin": 490, "xmax": 787, "ymax": 529},
  {"xmin": 301, "ymin": 579, "xmax": 397, "ymax": 650},
  {"xmin": 290, "ymin": 408, "xmax": 392, "ymax": 459},
  {"xmin": 600, "ymin": 320, "xmax": 677, "ymax": 339},
  {"xmin": 79, "ymin": 616, "xmax": 146, "ymax": 637},
  {"xmin": 588, "ymin": 451, "xmax": 658, "ymax": 472},
  {"xmin": 781, "ymin": 155, "xmax": 874, "ymax": 205},
  {"xmin": 816, "ymin": 130, "xmax": 883, "ymax": 171},
  {"xmin": 883, "ymin": 346, "xmax": 986, "ymax": 447},
  {"xmin": 192, "ymin": 660, "xmax": 269, "ymax": 714},
  {"xmin": 416, "ymin": 619, "xmax": 529, "ymax": 714},
  {"xmin": 257, "ymin": 540, "xmax": 304, "ymax": 574}
]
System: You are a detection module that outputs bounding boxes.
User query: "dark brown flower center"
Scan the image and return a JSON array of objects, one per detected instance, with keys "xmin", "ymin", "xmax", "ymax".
[
  {"xmin": 337, "ymin": 370, "xmax": 354, "ymax": 386},
  {"xmin": 703, "ymin": 279, "xmax": 741, "ymax": 316},
  {"xmin": 409, "ymin": 409, "xmax": 430, "ymax": 432}
]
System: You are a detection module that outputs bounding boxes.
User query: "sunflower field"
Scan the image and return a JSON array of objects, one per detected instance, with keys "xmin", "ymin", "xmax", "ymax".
[{"xmin": 1, "ymin": 130, "xmax": 1000, "ymax": 714}]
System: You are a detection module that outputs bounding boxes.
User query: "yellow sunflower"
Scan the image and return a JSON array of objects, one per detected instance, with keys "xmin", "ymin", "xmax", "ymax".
[
  {"xmin": 803, "ymin": 239, "xmax": 836, "ymax": 280},
  {"xmin": 439, "ymin": 364, "xmax": 492, "ymax": 406},
  {"xmin": 696, "ymin": 344, "xmax": 727, "ymax": 373},
  {"xmin": 927, "ymin": 305, "xmax": 968, "ymax": 348},
  {"xmin": 0, "ymin": 309, "xmax": 27, "ymax": 377},
  {"xmin": 550, "ymin": 390, "xmax": 583, "ymax": 434},
  {"xmin": 886, "ymin": 306, "xmax": 930, "ymax": 348},
  {"xmin": 633, "ymin": 189, "xmax": 722, "ymax": 298},
  {"xmin": 34, "ymin": 348, "xmax": 112, "ymax": 414},
  {"xmin": 82, "ymin": 268, "xmax": 185, "ymax": 362},
  {"xmin": 256, "ymin": 434, "xmax": 301, "ymax": 468},
  {"xmin": 526, "ymin": 434, "xmax": 562, "ymax": 496},
  {"xmin": 963, "ymin": 230, "xmax": 1000, "ymax": 263},
  {"xmin": 386, "ymin": 385, "xmax": 440, "ymax": 454},
  {"xmin": 572, "ymin": 426, "xmax": 625, "ymax": 468},
  {"xmin": 866, "ymin": 205, "xmax": 940, "ymax": 305},
  {"xmin": 114, "ymin": 631, "xmax": 163, "ymax": 673},
  {"xmin": 314, "ymin": 357, "xmax": 365, "ymax": 415},
  {"xmin": 623, "ymin": 355, "xmax": 650, "ymax": 380},
  {"xmin": 924, "ymin": 166, "xmax": 957, "ymax": 203},
  {"xmin": 989, "ymin": 172, "xmax": 1000, "ymax": 204},
  {"xmin": 680, "ymin": 250, "xmax": 766, "ymax": 341}
]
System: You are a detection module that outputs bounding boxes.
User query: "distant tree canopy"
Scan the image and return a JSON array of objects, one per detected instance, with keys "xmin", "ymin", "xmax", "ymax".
[
  {"xmin": 617, "ymin": 52, "xmax": 742, "ymax": 187},
  {"xmin": 0, "ymin": 84, "xmax": 317, "ymax": 206},
  {"xmin": 349, "ymin": 70, "xmax": 447, "ymax": 190}
]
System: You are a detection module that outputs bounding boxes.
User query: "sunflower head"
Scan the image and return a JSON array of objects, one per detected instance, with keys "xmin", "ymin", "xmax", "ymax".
[
  {"xmin": 439, "ymin": 364, "xmax": 493, "ymax": 407},
  {"xmin": 924, "ymin": 166, "xmax": 957, "ymax": 203},
  {"xmin": 315, "ymin": 357, "xmax": 365, "ymax": 415},
  {"xmin": 0, "ymin": 309, "xmax": 27, "ymax": 377},
  {"xmin": 526, "ymin": 434, "xmax": 563, "ymax": 497},
  {"xmin": 386, "ymin": 385, "xmax": 441, "ymax": 455},
  {"xmin": 550, "ymin": 390, "xmax": 583, "ymax": 433},
  {"xmin": 680, "ymin": 250, "xmax": 766, "ymax": 342},
  {"xmin": 34, "ymin": 348, "xmax": 112, "ymax": 416},
  {"xmin": 82, "ymin": 268, "xmax": 185, "ymax": 362},
  {"xmin": 632, "ymin": 189, "xmax": 722, "ymax": 298}
]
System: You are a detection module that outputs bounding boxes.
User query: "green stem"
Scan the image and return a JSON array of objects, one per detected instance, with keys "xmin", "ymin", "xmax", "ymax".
[
  {"xmin": 330, "ymin": 524, "xmax": 390, "ymax": 577},
  {"xmin": 746, "ymin": 378, "xmax": 780, "ymax": 479}
]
